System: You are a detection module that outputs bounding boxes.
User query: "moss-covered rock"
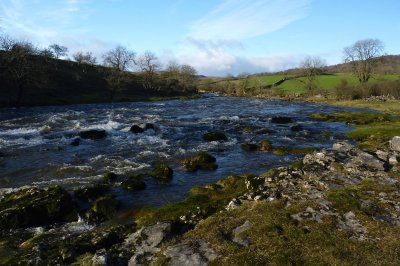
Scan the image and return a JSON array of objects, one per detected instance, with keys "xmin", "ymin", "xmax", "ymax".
[
  {"xmin": 241, "ymin": 143, "xmax": 258, "ymax": 151},
  {"xmin": 85, "ymin": 195, "xmax": 118, "ymax": 224},
  {"xmin": 79, "ymin": 129, "xmax": 106, "ymax": 140},
  {"xmin": 272, "ymin": 147, "xmax": 288, "ymax": 156},
  {"xmin": 203, "ymin": 131, "xmax": 228, "ymax": 142},
  {"xmin": 0, "ymin": 186, "xmax": 77, "ymax": 229},
  {"xmin": 121, "ymin": 176, "xmax": 147, "ymax": 191},
  {"xmin": 151, "ymin": 163, "xmax": 173, "ymax": 181},
  {"xmin": 259, "ymin": 140, "xmax": 272, "ymax": 151},
  {"xmin": 181, "ymin": 152, "xmax": 218, "ymax": 172},
  {"xmin": 74, "ymin": 183, "xmax": 110, "ymax": 202}
]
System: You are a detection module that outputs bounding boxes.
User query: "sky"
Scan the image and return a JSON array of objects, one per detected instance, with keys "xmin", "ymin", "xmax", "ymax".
[{"xmin": 0, "ymin": 0, "xmax": 399, "ymax": 76}]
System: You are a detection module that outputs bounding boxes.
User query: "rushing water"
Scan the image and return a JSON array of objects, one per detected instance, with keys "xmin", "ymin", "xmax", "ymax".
[{"xmin": 0, "ymin": 95, "xmax": 357, "ymax": 208}]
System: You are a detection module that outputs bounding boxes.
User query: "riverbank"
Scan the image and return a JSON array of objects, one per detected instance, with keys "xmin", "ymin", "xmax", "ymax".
[{"xmin": 1, "ymin": 97, "xmax": 400, "ymax": 265}]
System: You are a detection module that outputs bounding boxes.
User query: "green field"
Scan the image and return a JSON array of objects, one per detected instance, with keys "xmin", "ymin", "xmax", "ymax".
[{"xmin": 250, "ymin": 73, "xmax": 399, "ymax": 93}]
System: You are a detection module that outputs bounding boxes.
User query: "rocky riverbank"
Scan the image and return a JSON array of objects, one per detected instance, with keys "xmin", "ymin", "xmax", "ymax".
[{"xmin": 1, "ymin": 136, "xmax": 399, "ymax": 265}]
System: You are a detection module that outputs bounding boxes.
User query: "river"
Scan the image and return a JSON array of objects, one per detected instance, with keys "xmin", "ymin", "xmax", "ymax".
[{"xmin": 0, "ymin": 94, "xmax": 357, "ymax": 208}]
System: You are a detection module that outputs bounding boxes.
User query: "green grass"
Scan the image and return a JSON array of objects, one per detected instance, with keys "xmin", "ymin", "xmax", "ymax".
[
  {"xmin": 134, "ymin": 175, "xmax": 250, "ymax": 226},
  {"xmin": 157, "ymin": 178, "xmax": 400, "ymax": 266},
  {"xmin": 312, "ymin": 112, "xmax": 400, "ymax": 150}
]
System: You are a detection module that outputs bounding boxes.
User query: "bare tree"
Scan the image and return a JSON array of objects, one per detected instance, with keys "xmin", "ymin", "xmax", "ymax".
[
  {"xmin": 135, "ymin": 51, "xmax": 159, "ymax": 90},
  {"xmin": 300, "ymin": 56, "xmax": 326, "ymax": 91},
  {"xmin": 0, "ymin": 38, "xmax": 41, "ymax": 106},
  {"xmin": 102, "ymin": 46, "xmax": 135, "ymax": 100},
  {"xmin": 49, "ymin": 44, "xmax": 68, "ymax": 59},
  {"xmin": 73, "ymin": 51, "xmax": 97, "ymax": 65},
  {"xmin": 179, "ymin": 64, "xmax": 197, "ymax": 90},
  {"xmin": 344, "ymin": 38, "xmax": 384, "ymax": 83},
  {"xmin": 103, "ymin": 45, "xmax": 135, "ymax": 71}
]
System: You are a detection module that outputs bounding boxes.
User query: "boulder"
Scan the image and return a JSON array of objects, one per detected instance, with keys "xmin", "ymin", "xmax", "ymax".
[
  {"xmin": 79, "ymin": 129, "xmax": 106, "ymax": 140},
  {"xmin": 181, "ymin": 152, "xmax": 218, "ymax": 172},
  {"xmin": 259, "ymin": 140, "xmax": 272, "ymax": 151},
  {"xmin": 70, "ymin": 137, "xmax": 81, "ymax": 146},
  {"xmin": 74, "ymin": 184, "xmax": 110, "ymax": 202},
  {"xmin": 121, "ymin": 176, "xmax": 146, "ymax": 191},
  {"xmin": 85, "ymin": 195, "xmax": 118, "ymax": 224},
  {"xmin": 203, "ymin": 131, "xmax": 227, "ymax": 142},
  {"xmin": 389, "ymin": 136, "xmax": 400, "ymax": 152},
  {"xmin": 271, "ymin": 116, "xmax": 293, "ymax": 124},
  {"xmin": 0, "ymin": 186, "xmax": 77, "ymax": 229},
  {"xmin": 130, "ymin": 125, "xmax": 144, "ymax": 134},
  {"xmin": 151, "ymin": 163, "xmax": 173, "ymax": 181}
]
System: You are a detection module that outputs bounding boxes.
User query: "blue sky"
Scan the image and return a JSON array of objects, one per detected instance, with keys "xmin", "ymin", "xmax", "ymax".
[{"xmin": 1, "ymin": 0, "xmax": 399, "ymax": 76}]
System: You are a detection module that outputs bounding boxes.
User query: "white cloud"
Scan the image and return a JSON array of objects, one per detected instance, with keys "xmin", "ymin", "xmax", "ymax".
[
  {"xmin": 188, "ymin": 0, "xmax": 311, "ymax": 41},
  {"xmin": 175, "ymin": 0, "xmax": 312, "ymax": 75}
]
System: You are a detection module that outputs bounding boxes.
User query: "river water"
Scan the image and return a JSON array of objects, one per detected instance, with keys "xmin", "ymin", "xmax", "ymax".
[{"xmin": 0, "ymin": 95, "xmax": 357, "ymax": 208}]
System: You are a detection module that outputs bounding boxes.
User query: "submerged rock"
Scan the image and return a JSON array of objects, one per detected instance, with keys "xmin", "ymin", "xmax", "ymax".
[
  {"xmin": 291, "ymin": 124, "xmax": 303, "ymax": 131},
  {"xmin": 151, "ymin": 163, "xmax": 173, "ymax": 181},
  {"xmin": 74, "ymin": 183, "xmax": 110, "ymax": 202},
  {"xmin": 0, "ymin": 186, "xmax": 77, "ymax": 229},
  {"xmin": 181, "ymin": 152, "xmax": 218, "ymax": 172},
  {"xmin": 79, "ymin": 129, "xmax": 106, "ymax": 140},
  {"xmin": 271, "ymin": 116, "xmax": 293, "ymax": 124},
  {"xmin": 103, "ymin": 172, "xmax": 118, "ymax": 184},
  {"xmin": 70, "ymin": 137, "xmax": 81, "ymax": 146},
  {"xmin": 130, "ymin": 125, "xmax": 144, "ymax": 134},
  {"xmin": 144, "ymin": 123, "xmax": 156, "ymax": 131},
  {"xmin": 203, "ymin": 131, "xmax": 228, "ymax": 142},
  {"xmin": 241, "ymin": 143, "xmax": 258, "ymax": 151},
  {"xmin": 122, "ymin": 176, "xmax": 147, "ymax": 191},
  {"xmin": 255, "ymin": 128, "xmax": 276, "ymax": 134}
]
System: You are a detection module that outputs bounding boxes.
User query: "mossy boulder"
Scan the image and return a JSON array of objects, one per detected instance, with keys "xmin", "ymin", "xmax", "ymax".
[
  {"xmin": 151, "ymin": 163, "xmax": 173, "ymax": 181},
  {"xmin": 122, "ymin": 176, "xmax": 147, "ymax": 191},
  {"xmin": 182, "ymin": 152, "xmax": 218, "ymax": 172},
  {"xmin": 241, "ymin": 143, "xmax": 258, "ymax": 151},
  {"xmin": 74, "ymin": 184, "xmax": 110, "ymax": 202},
  {"xmin": 79, "ymin": 129, "xmax": 106, "ymax": 140},
  {"xmin": 130, "ymin": 125, "xmax": 144, "ymax": 134},
  {"xmin": 203, "ymin": 131, "xmax": 228, "ymax": 142},
  {"xmin": 273, "ymin": 147, "xmax": 288, "ymax": 156},
  {"xmin": 271, "ymin": 116, "xmax": 293, "ymax": 124},
  {"xmin": 0, "ymin": 186, "xmax": 77, "ymax": 229},
  {"xmin": 85, "ymin": 195, "xmax": 118, "ymax": 224},
  {"xmin": 259, "ymin": 140, "xmax": 273, "ymax": 151},
  {"xmin": 104, "ymin": 172, "xmax": 118, "ymax": 184}
]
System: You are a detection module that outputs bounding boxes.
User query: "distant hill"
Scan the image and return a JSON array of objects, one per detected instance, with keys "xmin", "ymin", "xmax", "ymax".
[
  {"xmin": 0, "ymin": 52, "xmax": 197, "ymax": 108},
  {"xmin": 325, "ymin": 55, "xmax": 400, "ymax": 74}
]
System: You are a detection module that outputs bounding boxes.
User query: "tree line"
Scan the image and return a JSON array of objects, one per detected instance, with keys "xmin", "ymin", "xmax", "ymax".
[{"xmin": 0, "ymin": 33, "xmax": 198, "ymax": 105}]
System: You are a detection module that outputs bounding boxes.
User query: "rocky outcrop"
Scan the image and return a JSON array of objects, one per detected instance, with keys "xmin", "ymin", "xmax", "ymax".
[
  {"xmin": 0, "ymin": 186, "xmax": 77, "ymax": 229},
  {"xmin": 390, "ymin": 136, "xmax": 400, "ymax": 152},
  {"xmin": 86, "ymin": 195, "xmax": 118, "ymax": 224},
  {"xmin": 225, "ymin": 139, "xmax": 400, "ymax": 240}
]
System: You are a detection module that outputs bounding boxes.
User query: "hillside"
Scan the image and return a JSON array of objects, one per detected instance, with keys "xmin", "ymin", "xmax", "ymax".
[{"xmin": 0, "ymin": 52, "xmax": 197, "ymax": 108}]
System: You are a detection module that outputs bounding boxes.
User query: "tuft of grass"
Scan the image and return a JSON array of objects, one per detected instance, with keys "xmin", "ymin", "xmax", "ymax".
[{"xmin": 134, "ymin": 175, "xmax": 249, "ymax": 226}]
